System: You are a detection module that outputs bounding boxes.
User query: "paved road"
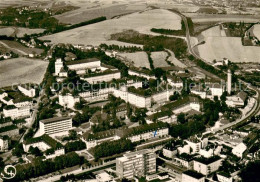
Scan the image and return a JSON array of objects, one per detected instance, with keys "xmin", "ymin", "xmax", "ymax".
[{"xmin": 20, "ymin": 89, "xmax": 44, "ymax": 143}]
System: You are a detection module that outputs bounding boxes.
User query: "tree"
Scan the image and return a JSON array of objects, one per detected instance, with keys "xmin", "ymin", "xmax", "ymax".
[
  {"xmin": 69, "ymin": 130, "xmax": 77, "ymax": 140},
  {"xmin": 169, "ymin": 92, "xmax": 179, "ymax": 101},
  {"xmin": 12, "ymin": 143, "xmax": 24, "ymax": 157},
  {"xmin": 29, "ymin": 146, "xmax": 43, "ymax": 156},
  {"xmin": 240, "ymin": 161, "xmax": 260, "ymax": 182},
  {"xmin": 220, "ymin": 91, "xmax": 227, "ymax": 102},
  {"xmin": 177, "ymin": 113, "xmax": 186, "ymax": 124}
]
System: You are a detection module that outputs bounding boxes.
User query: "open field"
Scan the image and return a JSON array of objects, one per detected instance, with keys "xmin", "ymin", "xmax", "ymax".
[
  {"xmin": 117, "ymin": 51, "xmax": 150, "ymax": 69},
  {"xmin": 184, "ymin": 13, "xmax": 260, "ymax": 23},
  {"xmin": 0, "ymin": 40, "xmax": 44, "ymax": 55},
  {"xmin": 16, "ymin": 28, "xmax": 45, "ymax": 37},
  {"xmin": 0, "ymin": 27, "xmax": 15, "ymax": 36},
  {"xmin": 0, "ymin": 57, "xmax": 48, "ymax": 88},
  {"xmin": 197, "ymin": 36, "xmax": 260, "ymax": 63},
  {"xmin": 54, "ymin": 3, "xmax": 147, "ymax": 24},
  {"xmin": 41, "ymin": 9, "xmax": 182, "ymax": 46},
  {"xmin": 0, "ymin": 27, "xmax": 45, "ymax": 37},
  {"xmin": 252, "ymin": 24, "xmax": 260, "ymax": 40},
  {"xmin": 197, "ymin": 25, "xmax": 226, "ymax": 42},
  {"xmin": 151, "ymin": 51, "xmax": 169, "ymax": 68}
]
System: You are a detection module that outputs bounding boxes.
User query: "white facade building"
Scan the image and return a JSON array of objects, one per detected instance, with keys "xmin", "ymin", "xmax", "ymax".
[
  {"xmin": 116, "ymin": 149, "xmax": 156, "ymax": 179},
  {"xmin": 226, "ymin": 91, "xmax": 247, "ymax": 107},
  {"xmin": 227, "ymin": 69, "xmax": 232, "ymax": 95},
  {"xmin": 18, "ymin": 85, "xmax": 36, "ymax": 98},
  {"xmin": 3, "ymin": 106, "xmax": 30, "ymax": 120},
  {"xmin": 182, "ymin": 171, "xmax": 205, "ymax": 182},
  {"xmin": 0, "ymin": 137, "xmax": 8, "ymax": 152},
  {"xmin": 127, "ymin": 128, "xmax": 169, "ymax": 143},
  {"xmin": 232, "ymin": 143, "xmax": 247, "ymax": 158},
  {"xmin": 128, "ymin": 69, "xmax": 156, "ymax": 80},
  {"xmin": 55, "ymin": 58, "xmax": 63, "ymax": 75},
  {"xmin": 66, "ymin": 58, "xmax": 101, "ymax": 73},
  {"xmin": 59, "ymin": 93, "xmax": 80, "ymax": 109},
  {"xmin": 39, "ymin": 117, "xmax": 73, "ymax": 135},
  {"xmin": 193, "ymin": 156, "xmax": 222, "ymax": 176},
  {"xmin": 82, "ymin": 71, "xmax": 121, "ymax": 84}
]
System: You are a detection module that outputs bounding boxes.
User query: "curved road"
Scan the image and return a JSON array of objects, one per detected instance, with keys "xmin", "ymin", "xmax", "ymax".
[{"xmin": 174, "ymin": 10, "xmax": 260, "ymax": 130}]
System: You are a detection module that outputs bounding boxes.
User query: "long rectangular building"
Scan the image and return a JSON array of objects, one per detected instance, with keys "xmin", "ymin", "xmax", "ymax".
[{"xmin": 39, "ymin": 117, "xmax": 72, "ymax": 135}]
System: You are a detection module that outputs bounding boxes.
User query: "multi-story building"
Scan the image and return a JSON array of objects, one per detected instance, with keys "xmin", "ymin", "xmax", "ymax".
[
  {"xmin": 39, "ymin": 117, "xmax": 72, "ymax": 135},
  {"xmin": 128, "ymin": 69, "xmax": 156, "ymax": 80},
  {"xmin": 66, "ymin": 58, "xmax": 101, "ymax": 74},
  {"xmin": 113, "ymin": 87, "xmax": 173, "ymax": 108},
  {"xmin": 232, "ymin": 142, "xmax": 247, "ymax": 158},
  {"xmin": 23, "ymin": 134, "xmax": 65, "ymax": 159},
  {"xmin": 217, "ymin": 172, "xmax": 233, "ymax": 182},
  {"xmin": 3, "ymin": 105, "xmax": 30, "ymax": 120},
  {"xmin": 116, "ymin": 149, "xmax": 156, "ymax": 179},
  {"xmin": 82, "ymin": 122, "xmax": 168, "ymax": 149},
  {"xmin": 193, "ymin": 156, "xmax": 222, "ymax": 176},
  {"xmin": 226, "ymin": 91, "xmax": 248, "ymax": 107},
  {"xmin": 127, "ymin": 127, "xmax": 169, "ymax": 143},
  {"xmin": 0, "ymin": 136, "xmax": 8, "ymax": 151},
  {"xmin": 173, "ymin": 154, "xmax": 194, "ymax": 169},
  {"xmin": 82, "ymin": 71, "xmax": 121, "ymax": 84},
  {"xmin": 182, "ymin": 170, "xmax": 205, "ymax": 182},
  {"xmin": 79, "ymin": 87, "xmax": 114, "ymax": 102},
  {"xmin": 55, "ymin": 58, "xmax": 64, "ymax": 75},
  {"xmin": 59, "ymin": 93, "xmax": 80, "ymax": 109}
]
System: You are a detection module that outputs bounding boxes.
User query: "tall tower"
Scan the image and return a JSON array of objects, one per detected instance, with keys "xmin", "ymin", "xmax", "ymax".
[
  {"xmin": 227, "ymin": 69, "xmax": 232, "ymax": 95},
  {"xmin": 55, "ymin": 58, "xmax": 63, "ymax": 76}
]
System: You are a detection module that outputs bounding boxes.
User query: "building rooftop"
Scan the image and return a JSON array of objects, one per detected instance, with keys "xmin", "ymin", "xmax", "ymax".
[
  {"xmin": 24, "ymin": 134, "xmax": 63, "ymax": 149},
  {"xmin": 40, "ymin": 116, "xmax": 71, "ymax": 124},
  {"xmin": 66, "ymin": 58, "xmax": 100, "ymax": 66},
  {"xmin": 193, "ymin": 156, "xmax": 221, "ymax": 165},
  {"xmin": 237, "ymin": 91, "xmax": 248, "ymax": 101},
  {"xmin": 183, "ymin": 170, "xmax": 204, "ymax": 179}
]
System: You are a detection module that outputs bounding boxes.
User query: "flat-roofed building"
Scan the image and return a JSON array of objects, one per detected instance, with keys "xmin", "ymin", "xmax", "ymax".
[
  {"xmin": 18, "ymin": 85, "xmax": 36, "ymax": 98},
  {"xmin": 39, "ymin": 117, "xmax": 72, "ymax": 135},
  {"xmin": 182, "ymin": 170, "xmax": 205, "ymax": 182},
  {"xmin": 3, "ymin": 105, "xmax": 30, "ymax": 120},
  {"xmin": 193, "ymin": 156, "xmax": 222, "ymax": 176},
  {"xmin": 116, "ymin": 149, "xmax": 156, "ymax": 179},
  {"xmin": 66, "ymin": 58, "xmax": 101, "ymax": 74}
]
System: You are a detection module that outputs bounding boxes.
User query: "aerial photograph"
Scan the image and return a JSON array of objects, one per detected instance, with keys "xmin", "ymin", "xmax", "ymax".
[{"xmin": 0, "ymin": 0, "xmax": 259, "ymax": 181}]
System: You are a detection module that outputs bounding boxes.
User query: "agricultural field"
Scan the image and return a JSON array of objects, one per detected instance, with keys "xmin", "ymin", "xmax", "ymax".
[
  {"xmin": 0, "ymin": 40, "xmax": 44, "ymax": 55},
  {"xmin": 166, "ymin": 49, "xmax": 187, "ymax": 68},
  {"xmin": 151, "ymin": 51, "xmax": 169, "ymax": 68},
  {"xmin": 0, "ymin": 27, "xmax": 15, "ymax": 36},
  {"xmin": 197, "ymin": 36, "xmax": 260, "ymax": 63},
  {"xmin": 0, "ymin": 57, "xmax": 48, "ymax": 88},
  {"xmin": 16, "ymin": 28, "xmax": 45, "ymax": 37},
  {"xmin": 117, "ymin": 51, "xmax": 150, "ymax": 69},
  {"xmin": 0, "ymin": 27, "xmax": 45, "ymax": 37},
  {"xmin": 183, "ymin": 13, "xmax": 260, "ymax": 23},
  {"xmin": 54, "ymin": 3, "xmax": 147, "ymax": 24},
  {"xmin": 41, "ymin": 9, "xmax": 182, "ymax": 46},
  {"xmin": 252, "ymin": 24, "xmax": 260, "ymax": 40},
  {"xmin": 198, "ymin": 25, "xmax": 226, "ymax": 42}
]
